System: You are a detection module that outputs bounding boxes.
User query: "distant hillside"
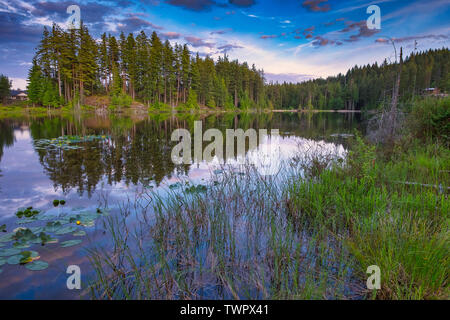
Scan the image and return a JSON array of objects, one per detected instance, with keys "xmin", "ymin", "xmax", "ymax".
[{"xmin": 266, "ymin": 48, "xmax": 450, "ymax": 110}]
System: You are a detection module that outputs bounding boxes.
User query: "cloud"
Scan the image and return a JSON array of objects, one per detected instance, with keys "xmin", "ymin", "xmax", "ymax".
[
  {"xmin": 375, "ymin": 34, "xmax": 449, "ymax": 44},
  {"xmin": 165, "ymin": 0, "xmax": 255, "ymax": 11},
  {"xmin": 265, "ymin": 72, "xmax": 316, "ymax": 83},
  {"xmin": 210, "ymin": 28, "xmax": 232, "ymax": 35},
  {"xmin": 31, "ymin": 1, "xmax": 116, "ymax": 24},
  {"xmin": 260, "ymin": 35, "xmax": 277, "ymax": 39},
  {"xmin": 229, "ymin": 0, "xmax": 255, "ymax": 7},
  {"xmin": 0, "ymin": 12, "xmax": 42, "ymax": 44},
  {"xmin": 312, "ymin": 36, "xmax": 335, "ymax": 47},
  {"xmin": 217, "ymin": 44, "xmax": 243, "ymax": 53},
  {"xmin": 340, "ymin": 20, "xmax": 379, "ymax": 42},
  {"xmin": 10, "ymin": 77, "xmax": 28, "ymax": 90},
  {"xmin": 114, "ymin": 15, "xmax": 163, "ymax": 34},
  {"xmin": 185, "ymin": 36, "xmax": 215, "ymax": 48},
  {"xmin": 302, "ymin": 0, "xmax": 330, "ymax": 13},
  {"xmin": 165, "ymin": 0, "xmax": 217, "ymax": 11},
  {"xmin": 161, "ymin": 31, "xmax": 181, "ymax": 39}
]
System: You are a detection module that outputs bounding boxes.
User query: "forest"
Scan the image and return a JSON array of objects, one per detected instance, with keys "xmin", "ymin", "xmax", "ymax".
[
  {"xmin": 20, "ymin": 23, "xmax": 450, "ymax": 111},
  {"xmin": 27, "ymin": 23, "xmax": 266, "ymax": 110},
  {"xmin": 266, "ymin": 48, "xmax": 450, "ymax": 110}
]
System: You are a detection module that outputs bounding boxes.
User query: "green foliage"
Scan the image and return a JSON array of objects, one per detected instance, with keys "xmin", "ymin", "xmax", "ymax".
[
  {"xmin": 266, "ymin": 48, "xmax": 450, "ymax": 110},
  {"xmin": 0, "ymin": 74, "xmax": 11, "ymax": 103},
  {"xmin": 111, "ymin": 93, "xmax": 132, "ymax": 109},
  {"xmin": 409, "ymin": 97, "xmax": 450, "ymax": 143},
  {"xmin": 185, "ymin": 90, "xmax": 198, "ymax": 110}
]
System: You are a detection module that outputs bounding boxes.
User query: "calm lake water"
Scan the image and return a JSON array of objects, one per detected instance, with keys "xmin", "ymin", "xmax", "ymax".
[{"xmin": 0, "ymin": 111, "xmax": 361, "ymax": 299}]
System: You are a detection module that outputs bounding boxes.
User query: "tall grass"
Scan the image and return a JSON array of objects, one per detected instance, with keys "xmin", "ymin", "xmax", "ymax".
[{"xmin": 87, "ymin": 97, "xmax": 449, "ymax": 300}]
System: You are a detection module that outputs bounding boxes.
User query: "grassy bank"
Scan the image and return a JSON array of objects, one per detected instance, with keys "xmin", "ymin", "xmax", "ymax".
[{"xmin": 87, "ymin": 97, "xmax": 449, "ymax": 300}]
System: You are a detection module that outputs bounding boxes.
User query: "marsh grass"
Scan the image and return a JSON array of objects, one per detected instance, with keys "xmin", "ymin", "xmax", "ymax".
[{"xmin": 87, "ymin": 98, "xmax": 449, "ymax": 300}]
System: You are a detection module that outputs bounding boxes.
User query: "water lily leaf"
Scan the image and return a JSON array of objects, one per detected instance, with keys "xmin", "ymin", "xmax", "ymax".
[
  {"xmin": 0, "ymin": 248, "xmax": 21, "ymax": 257},
  {"xmin": 55, "ymin": 226, "xmax": 77, "ymax": 235},
  {"xmin": 20, "ymin": 251, "xmax": 40, "ymax": 264},
  {"xmin": 16, "ymin": 218, "xmax": 37, "ymax": 225},
  {"xmin": 7, "ymin": 255, "xmax": 22, "ymax": 265},
  {"xmin": 36, "ymin": 214, "xmax": 54, "ymax": 221},
  {"xmin": 0, "ymin": 224, "xmax": 6, "ymax": 232},
  {"xmin": 13, "ymin": 228, "xmax": 38, "ymax": 242},
  {"xmin": 29, "ymin": 226, "xmax": 44, "ymax": 234},
  {"xmin": 0, "ymin": 258, "xmax": 5, "ymax": 266},
  {"xmin": 25, "ymin": 260, "xmax": 49, "ymax": 271},
  {"xmin": 13, "ymin": 242, "xmax": 31, "ymax": 249},
  {"xmin": 44, "ymin": 221, "xmax": 62, "ymax": 233},
  {"xmin": 60, "ymin": 240, "xmax": 82, "ymax": 248},
  {"xmin": 72, "ymin": 230, "xmax": 86, "ymax": 237},
  {"xmin": 0, "ymin": 233, "xmax": 14, "ymax": 243}
]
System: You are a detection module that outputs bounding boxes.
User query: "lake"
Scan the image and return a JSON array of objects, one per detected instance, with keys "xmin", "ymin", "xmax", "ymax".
[{"xmin": 0, "ymin": 111, "xmax": 362, "ymax": 299}]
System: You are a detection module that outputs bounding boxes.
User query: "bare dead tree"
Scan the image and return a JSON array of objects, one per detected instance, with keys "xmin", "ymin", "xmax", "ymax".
[{"xmin": 367, "ymin": 38, "xmax": 405, "ymax": 146}]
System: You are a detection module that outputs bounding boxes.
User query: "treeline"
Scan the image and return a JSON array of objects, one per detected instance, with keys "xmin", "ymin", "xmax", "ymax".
[
  {"xmin": 28, "ymin": 23, "xmax": 266, "ymax": 109},
  {"xmin": 266, "ymin": 48, "xmax": 450, "ymax": 110},
  {"xmin": 0, "ymin": 74, "xmax": 11, "ymax": 104}
]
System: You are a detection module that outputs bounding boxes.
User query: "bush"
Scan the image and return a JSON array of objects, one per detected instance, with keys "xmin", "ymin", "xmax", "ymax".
[
  {"xmin": 111, "ymin": 93, "xmax": 132, "ymax": 109},
  {"xmin": 409, "ymin": 97, "xmax": 449, "ymax": 143}
]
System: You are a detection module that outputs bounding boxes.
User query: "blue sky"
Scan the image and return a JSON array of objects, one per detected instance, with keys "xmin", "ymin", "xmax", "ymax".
[{"xmin": 1, "ymin": 0, "xmax": 449, "ymax": 89}]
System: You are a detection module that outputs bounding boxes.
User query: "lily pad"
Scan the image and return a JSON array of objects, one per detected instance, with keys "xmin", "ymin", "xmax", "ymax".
[
  {"xmin": 60, "ymin": 240, "xmax": 82, "ymax": 248},
  {"xmin": 72, "ymin": 230, "xmax": 86, "ymax": 237},
  {"xmin": 25, "ymin": 260, "xmax": 49, "ymax": 271},
  {"xmin": 55, "ymin": 226, "xmax": 77, "ymax": 235},
  {"xmin": 0, "ymin": 233, "xmax": 13, "ymax": 243},
  {"xmin": 19, "ymin": 251, "xmax": 39, "ymax": 264},
  {"xmin": 7, "ymin": 255, "xmax": 22, "ymax": 265},
  {"xmin": 13, "ymin": 242, "xmax": 31, "ymax": 249},
  {"xmin": 16, "ymin": 218, "xmax": 37, "ymax": 225},
  {"xmin": 0, "ymin": 224, "xmax": 6, "ymax": 232},
  {"xmin": 0, "ymin": 258, "xmax": 5, "ymax": 266},
  {"xmin": 0, "ymin": 248, "xmax": 22, "ymax": 257}
]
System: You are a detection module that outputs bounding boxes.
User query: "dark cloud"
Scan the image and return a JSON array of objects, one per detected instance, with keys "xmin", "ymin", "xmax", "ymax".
[
  {"xmin": 31, "ymin": 1, "xmax": 116, "ymax": 23},
  {"xmin": 165, "ymin": 0, "xmax": 255, "ymax": 11},
  {"xmin": 0, "ymin": 12, "xmax": 43, "ymax": 45},
  {"xmin": 340, "ymin": 21, "xmax": 379, "ymax": 42},
  {"xmin": 165, "ymin": 0, "xmax": 217, "ymax": 12},
  {"xmin": 302, "ymin": 0, "xmax": 330, "ymax": 13},
  {"xmin": 229, "ymin": 0, "xmax": 256, "ymax": 7},
  {"xmin": 217, "ymin": 44, "xmax": 243, "ymax": 53},
  {"xmin": 185, "ymin": 36, "xmax": 215, "ymax": 48},
  {"xmin": 324, "ymin": 18, "xmax": 346, "ymax": 27},
  {"xmin": 260, "ymin": 35, "xmax": 277, "ymax": 39},
  {"xmin": 160, "ymin": 31, "xmax": 181, "ymax": 39},
  {"xmin": 312, "ymin": 36, "xmax": 335, "ymax": 47},
  {"xmin": 375, "ymin": 34, "xmax": 449, "ymax": 44},
  {"xmin": 210, "ymin": 28, "xmax": 233, "ymax": 35},
  {"xmin": 114, "ymin": 15, "xmax": 163, "ymax": 34}
]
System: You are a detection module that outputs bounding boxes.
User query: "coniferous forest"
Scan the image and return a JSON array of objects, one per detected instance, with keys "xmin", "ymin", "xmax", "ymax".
[
  {"xmin": 27, "ymin": 23, "xmax": 266, "ymax": 110},
  {"xmin": 27, "ymin": 24, "xmax": 449, "ymax": 111}
]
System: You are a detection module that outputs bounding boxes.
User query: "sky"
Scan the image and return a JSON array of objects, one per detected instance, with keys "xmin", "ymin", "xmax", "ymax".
[{"xmin": 1, "ymin": 0, "xmax": 449, "ymax": 90}]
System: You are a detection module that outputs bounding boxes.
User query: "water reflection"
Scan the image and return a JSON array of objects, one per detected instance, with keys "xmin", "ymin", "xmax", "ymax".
[
  {"xmin": 0, "ymin": 111, "xmax": 360, "ymax": 299},
  {"xmin": 1, "ymin": 112, "xmax": 359, "ymax": 197}
]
